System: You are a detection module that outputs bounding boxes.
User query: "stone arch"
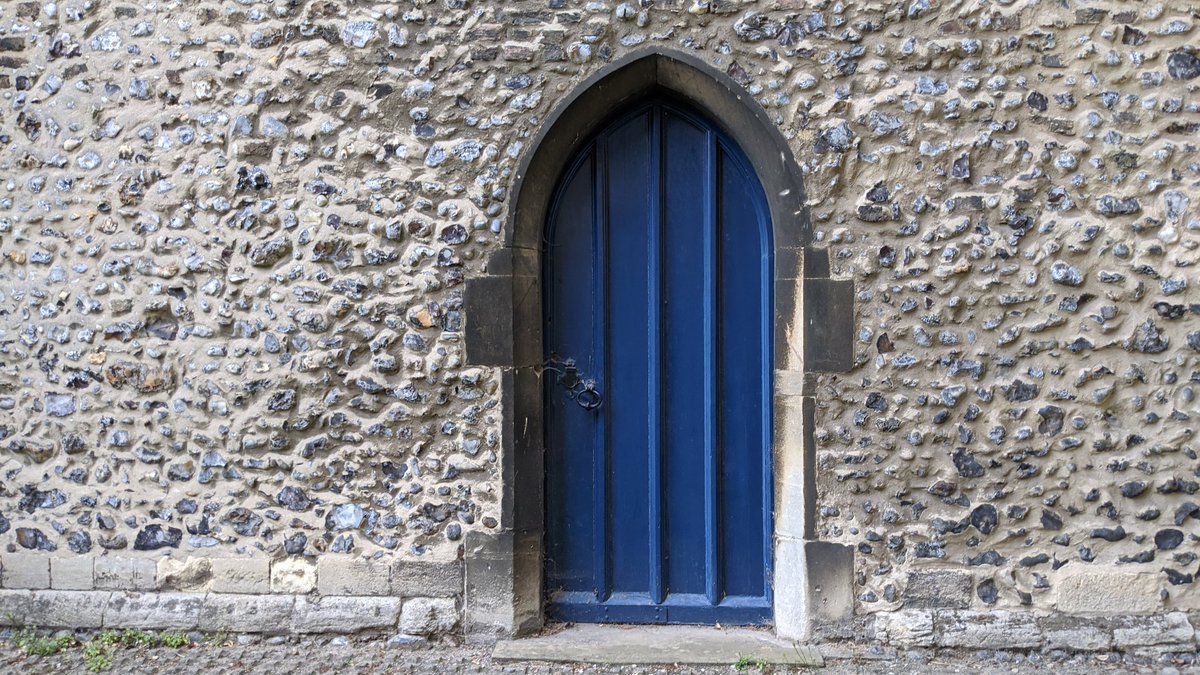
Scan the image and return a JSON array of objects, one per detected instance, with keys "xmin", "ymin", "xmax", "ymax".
[{"xmin": 461, "ymin": 47, "xmax": 855, "ymax": 640}]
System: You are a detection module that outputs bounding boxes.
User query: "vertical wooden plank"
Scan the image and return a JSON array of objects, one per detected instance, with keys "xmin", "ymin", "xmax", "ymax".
[
  {"xmin": 647, "ymin": 105, "xmax": 665, "ymax": 606},
  {"xmin": 605, "ymin": 110, "xmax": 653, "ymax": 600},
  {"xmin": 703, "ymin": 128, "xmax": 722, "ymax": 607},
  {"xmin": 543, "ymin": 148, "xmax": 598, "ymax": 600},
  {"xmin": 662, "ymin": 112, "xmax": 710, "ymax": 601},
  {"xmin": 718, "ymin": 145, "xmax": 770, "ymax": 601},
  {"xmin": 593, "ymin": 138, "xmax": 610, "ymax": 602}
]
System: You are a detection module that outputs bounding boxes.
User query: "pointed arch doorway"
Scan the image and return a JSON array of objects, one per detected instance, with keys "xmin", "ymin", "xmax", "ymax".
[
  {"xmin": 461, "ymin": 48, "xmax": 856, "ymax": 639},
  {"xmin": 543, "ymin": 100, "xmax": 774, "ymax": 624}
]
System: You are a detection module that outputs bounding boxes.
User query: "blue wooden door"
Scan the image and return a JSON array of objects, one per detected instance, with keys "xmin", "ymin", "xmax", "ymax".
[{"xmin": 543, "ymin": 101, "xmax": 774, "ymax": 625}]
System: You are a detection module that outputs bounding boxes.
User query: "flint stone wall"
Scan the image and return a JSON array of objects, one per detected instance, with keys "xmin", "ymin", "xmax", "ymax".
[{"xmin": 0, "ymin": 0, "xmax": 1198, "ymax": 642}]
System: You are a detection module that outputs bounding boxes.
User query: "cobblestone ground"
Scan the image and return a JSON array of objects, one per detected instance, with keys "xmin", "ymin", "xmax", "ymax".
[{"xmin": 2, "ymin": 636, "xmax": 1198, "ymax": 675}]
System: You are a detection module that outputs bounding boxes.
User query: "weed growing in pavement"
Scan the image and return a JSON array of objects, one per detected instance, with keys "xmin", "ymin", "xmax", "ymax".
[
  {"xmin": 734, "ymin": 654, "xmax": 769, "ymax": 671},
  {"xmin": 13, "ymin": 627, "xmax": 74, "ymax": 656},
  {"xmin": 82, "ymin": 641, "xmax": 113, "ymax": 673},
  {"xmin": 160, "ymin": 632, "xmax": 191, "ymax": 648},
  {"xmin": 9, "ymin": 626, "xmax": 194, "ymax": 672}
]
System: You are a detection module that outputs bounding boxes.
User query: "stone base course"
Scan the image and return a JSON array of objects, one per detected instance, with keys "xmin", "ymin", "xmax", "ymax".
[
  {"xmin": 200, "ymin": 594, "xmax": 296, "ymax": 633},
  {"xmin": 872, "ymin": 610, "xmax": 1200, "ymax": 654},
  {"xmin": 0, "ymin": 554, "xmax": 462, "ymax": 599},
  {"xmin": 0, "ymin": 555, "xmax": 465, "ymax": 637},
  {"xmin": 0, "ymin": 590, "xmax": 455, "ymax": 636},
  {"xmin": 0, "ymin": 584, "xmax": 1193, "ymax": 651}
]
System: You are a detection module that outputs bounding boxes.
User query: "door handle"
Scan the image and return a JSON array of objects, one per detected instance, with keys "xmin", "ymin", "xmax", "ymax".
[{"xmin": 545, "ymin": 357, "xmax": 603, "ymax": 411}]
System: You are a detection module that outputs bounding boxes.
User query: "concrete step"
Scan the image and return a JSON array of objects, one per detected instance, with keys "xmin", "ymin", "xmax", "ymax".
[{"xmin": 493, "ymin": 624, "xmax": 824, "ymax": 667}]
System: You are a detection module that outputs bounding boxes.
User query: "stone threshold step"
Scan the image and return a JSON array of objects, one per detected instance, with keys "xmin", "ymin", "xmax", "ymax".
[{"xmin": 493, "ymin": 624, "xmax": 823, "ymax": 667}]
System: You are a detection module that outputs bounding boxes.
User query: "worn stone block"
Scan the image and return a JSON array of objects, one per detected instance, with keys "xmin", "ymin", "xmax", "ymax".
[
  {"xmin": 937, "ymin": 610, "xmax": 1042, "ymax": 649},
  {"xmin": 154, "ymin": 557, "xmax": 211, "ymax": 591},
  {"xmin": 50, "ymin": 557, "xmax": 94, "ymax": 590},
  {"xmin": 271, "ymin": 558, "xmax": 316, "ymax": 594},
  {"xmin": 105, "ymin": 592, "xmax": 203, "ymax": 630},
  {"xmin": 210, "ymin": 558, "xmax": 270, "ymax": 594},
  {"xmin": 1, "ymin": 554, "xmax": 49, "ymax": 589},
  {"xmin": 0, "ymin": 590, "xmax": 34, "ymax": 625},
  {"xmin": 463, "ymin": 275, "xmax": 514, "ymax": 367},
  {"xmin": 806, "ymin": 541, "xmax": 855, "ymax": 622},
  {"xmin": 28, "ymin": 590, "xmax": 109, "ymax": 628},
  {"xmin": 95, "ymin": 557, "xmax": 156, "ymax": 591},
  {"xmin": 803, "ymin": 278, "xmax": 855, "ymax": 372},
  {"xmin": 200, "ymin": 593, "xmax": 294, "ymax": 633},
  {"xmin": 292, "ymin": 596, "xmax": 401, "ymax": 633},
  {"xmin": 1039, "ymin": 615, "xmax": 1113, "ymax": 651},
  {"xmin": 1054, "ymin": 571, "xmax": 1159, "ymax": 614},
  {"xmin": 873, "ymin": 610, "xmax": 935, "ymax": 647},
  {"xmin": 391, "ymin": 559, "xmax": 462, "ymax": 597},
  {"xmin": 803, "ymin": 247, "xmax": 830, "ymax": 279},
  {"xmin": 463, "ymin": 531, "xmax": 517, "ymax": 638},
  {"xmin": 1112, "ymin": 612, "xmax": 1194, "ymax": 651},
  {"xmin": 317, "ymin": 557, "xmax": 390, "ymax": 596},
  {"xmin": 399, "ymin": 597, "xmax": 458, "ymax": 635},
  {"xmin": 902, "ymin": 570, "xmax": 972, "ymax": 610}
]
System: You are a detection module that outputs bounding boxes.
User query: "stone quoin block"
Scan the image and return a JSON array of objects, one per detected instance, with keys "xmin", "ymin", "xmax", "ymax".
[
  {"xmin": 805, "ymin": 541, "xmax": 855, "ymax": 623},
  {"xmin": 802, "ymin": 278, "xmax": 855, "ymax": 372},
  {"xmin": 463, "ymin": 531, "xmax": 518, "ymax": 638}
]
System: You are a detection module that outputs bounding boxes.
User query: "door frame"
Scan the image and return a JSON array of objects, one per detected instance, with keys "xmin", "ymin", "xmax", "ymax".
[{"xmin": 461, "ymin": 47, "xmax": 857, "ymax": 640}]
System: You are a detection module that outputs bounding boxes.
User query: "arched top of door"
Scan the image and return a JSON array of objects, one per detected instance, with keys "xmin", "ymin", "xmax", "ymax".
[{"xmin": 508, "ymin": 48, "xmax": 810, "ymax": 254}]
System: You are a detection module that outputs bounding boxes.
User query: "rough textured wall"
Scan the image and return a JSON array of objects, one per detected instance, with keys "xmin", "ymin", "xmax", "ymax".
[
  {"xmin": 0, "ymin": 0, "xmax": 510, "ymax": 565},
  {"xmin": 0, "ymin": 0, "xmax": 1197, "ymax": 622},
  {"xmin": 802, "ymin": 0, "xmax": 1200, "ymax": 616}
]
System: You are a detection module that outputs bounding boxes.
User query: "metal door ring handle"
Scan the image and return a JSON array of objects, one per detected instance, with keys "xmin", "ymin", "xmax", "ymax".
[{"xmin": 575, "ymin": 387, "xmax": 603, "ymax": 411}]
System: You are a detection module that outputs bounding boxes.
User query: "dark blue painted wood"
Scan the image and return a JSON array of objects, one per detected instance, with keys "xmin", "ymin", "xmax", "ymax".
[{"xmin": 544, "ymin": 101, "xmax": 773, "ymax": 625}]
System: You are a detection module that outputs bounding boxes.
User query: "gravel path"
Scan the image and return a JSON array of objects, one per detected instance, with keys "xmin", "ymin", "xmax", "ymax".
[{"xmin": 2, "ymin": 635, "xmax": 1197, "ymax": 674}]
